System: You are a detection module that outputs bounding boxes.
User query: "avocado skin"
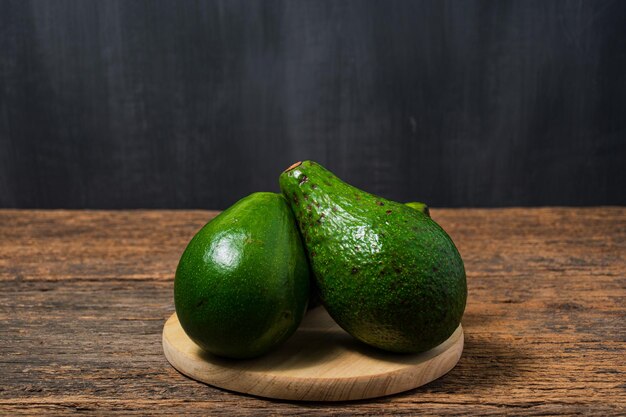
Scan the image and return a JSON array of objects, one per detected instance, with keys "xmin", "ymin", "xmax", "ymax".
[
  {"xmin": 309, "ymin": 201, "xmax": 426, "ymax": 311},
  {"xmin": 279, "ymin": 161, "xmax": 466, "ymax": 353},
  {"xmin": 174, "ymin": 192, "xmax": 310, "ymax": 359}
]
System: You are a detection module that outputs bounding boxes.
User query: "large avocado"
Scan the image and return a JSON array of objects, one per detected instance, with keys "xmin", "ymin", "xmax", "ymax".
[
  {"xmin": 174, "ymin": 192, "xmax": 310, "ymax": 359},
  {"xmin": 279, "ymin": 161, "xmax": 466, "ymax": 353}
]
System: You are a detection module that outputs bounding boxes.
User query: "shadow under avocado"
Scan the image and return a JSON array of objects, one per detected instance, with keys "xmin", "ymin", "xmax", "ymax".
[
  {"xmin": 198, "ymin": 306, "xmax": 457, "ymax": 373},
  {"xmin": 399, "ymin": 311, "xmax": 529, "ymax": 396},
  {"xmin": 196, "ymin": 327, "xmax": 351, "ymax": 372}
]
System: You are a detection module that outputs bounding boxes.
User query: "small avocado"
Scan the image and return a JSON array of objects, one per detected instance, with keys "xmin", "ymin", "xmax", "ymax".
[
  {"xmin": 405, "ymin": 202, "xmax": 430, "ymax": 217},
  {"xmin": 174, "ymin": 192, "xmax": 310, "ymax": 359},
  {"xmin": 279, "ymin": 161, "xmax": 466, "ymax": 353}
]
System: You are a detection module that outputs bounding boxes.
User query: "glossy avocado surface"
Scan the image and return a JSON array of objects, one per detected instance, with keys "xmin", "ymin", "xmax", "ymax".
[
  {"xmin": 279, "ymin": 161, "xmax": 466, "ymax": 353},
  {"xmin": 174, "ymin": 192, "xmax": 310, "ymax": 359}
]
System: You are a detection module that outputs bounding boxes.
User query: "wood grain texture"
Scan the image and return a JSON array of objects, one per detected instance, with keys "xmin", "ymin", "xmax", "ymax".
[
  {"xmin": 163, "ymin": 309, "xmax": 463, "ymax": 401},
  {"xmin": 0, "ymin": 208, "xmax": 625, "ymax": 415},
  {"xmin": 1, "ymin": 1, "xmax": 625, "ymax": 209}
]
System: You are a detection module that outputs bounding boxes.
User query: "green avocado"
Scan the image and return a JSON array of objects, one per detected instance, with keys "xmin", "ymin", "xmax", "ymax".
[
  {"xmin": 174, "ymin": 192, "xmax": 310, "ymax": 359},
  {"xmin": 405, "ymin": 201, "xmax": 430, "ymax": 217},
  {"xmin": 279, "ymin": 161, "xmax": 466, "ymax": 353}
]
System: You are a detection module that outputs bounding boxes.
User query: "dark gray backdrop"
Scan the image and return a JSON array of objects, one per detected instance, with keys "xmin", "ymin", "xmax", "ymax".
[{"xmin": 1, "ymin": 0, "xmax": 625, "ymax": 209}]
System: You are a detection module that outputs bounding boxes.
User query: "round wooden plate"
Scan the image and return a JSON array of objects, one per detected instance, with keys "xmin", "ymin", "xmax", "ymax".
[{"xmin": 163, "ymin": 307, "xmax": 463, "ymax": 401}]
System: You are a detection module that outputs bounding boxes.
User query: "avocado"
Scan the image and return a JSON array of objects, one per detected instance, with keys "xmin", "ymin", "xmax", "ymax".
[
  {"xmin": 279, "ymin": 161, "xmax": 466, "ymax": 353},
  {"xmin": 174, "ymin": 192, "xmax": 310, "ymax": 359}
]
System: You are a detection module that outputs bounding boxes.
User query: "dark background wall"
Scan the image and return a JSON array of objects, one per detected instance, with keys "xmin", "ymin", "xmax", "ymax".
[{"xmin": 1, "ymin": 0, "xmax": 624, "ymax": 209}]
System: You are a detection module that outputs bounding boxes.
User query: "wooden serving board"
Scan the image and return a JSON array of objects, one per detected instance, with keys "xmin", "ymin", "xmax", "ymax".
[{"xmin": 163, "ymin": 307, "xmax": 463, "ymax": 401}]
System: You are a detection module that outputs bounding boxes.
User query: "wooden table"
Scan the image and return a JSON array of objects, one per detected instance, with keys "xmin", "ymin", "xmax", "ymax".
[{"xmin": 1, "ymin": 208, "xmax": 625, "ymax": 415}]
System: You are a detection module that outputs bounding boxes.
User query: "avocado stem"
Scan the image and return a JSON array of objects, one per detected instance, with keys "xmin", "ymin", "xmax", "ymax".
[{"xmin": 285, "ymin": 161, "xmax": 302, "ymax": 172}]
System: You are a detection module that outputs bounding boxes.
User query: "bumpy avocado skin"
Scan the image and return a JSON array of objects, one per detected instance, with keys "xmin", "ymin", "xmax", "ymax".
[
  {"xmin": 174, "ymin": 192, "xmax": 310, "ymax": 359},
  {"xmin": 279, "ymin": 161, "xmax": 466, "ymax": 353}
]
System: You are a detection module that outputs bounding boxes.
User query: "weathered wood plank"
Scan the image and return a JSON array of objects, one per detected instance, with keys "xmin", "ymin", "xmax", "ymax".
[{"xmin": 0, "ymin": 208, "xmax": 624, "ymax": 415}]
